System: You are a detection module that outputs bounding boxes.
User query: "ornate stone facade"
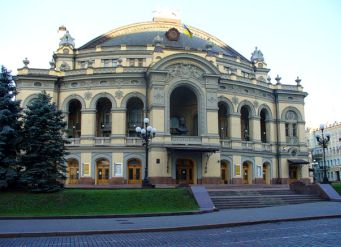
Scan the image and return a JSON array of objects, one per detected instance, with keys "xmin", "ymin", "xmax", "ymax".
[{"xmin": 15, "ymin": 17, "xmax": 310, "ymax": 186}]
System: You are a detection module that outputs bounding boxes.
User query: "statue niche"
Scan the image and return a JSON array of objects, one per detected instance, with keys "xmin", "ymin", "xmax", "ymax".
[{"xmin": 170, "ymin": 116, "xmax": 188, "ymax": 135}]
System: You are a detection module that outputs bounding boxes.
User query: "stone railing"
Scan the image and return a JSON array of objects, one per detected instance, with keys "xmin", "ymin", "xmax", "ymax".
[
  {"xmin": 66, "ymin": 138, "xmax": 81, "ymax": 145},
  {"xmin": 220, "ymin": 139, "xmax": 232, "ymax": 148},
  {"xmin": 241, "ymin": 141, "xmax": 254, "ymax": 150},
  {"xmin": 286, "ymin": 137, "xmax": 299, "ymax": 145},
  {"xmin": 171, "ymin": 136, "xmax": 202, "ymax": 145},
  {"xmin": 261, "ymin": 143, "xmax": 272, "ymax": 152},
  {"xmin": 125, "ymin": 137, "xmax": 142, "ymax": 146},
  {"xmin": 94, "ymin": 137, "xmax": 111, "ymax": 145}
]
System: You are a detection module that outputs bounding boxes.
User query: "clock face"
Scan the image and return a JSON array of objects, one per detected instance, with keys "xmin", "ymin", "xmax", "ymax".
[{"xmin": 165, "ymin": 28, "xmax": 180, "ymax": 41}]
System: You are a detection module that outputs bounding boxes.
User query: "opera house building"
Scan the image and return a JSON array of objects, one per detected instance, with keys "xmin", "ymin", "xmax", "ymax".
[{"xmin": 15, "ymin": 16, "xmax": 310, "ymax": 185}]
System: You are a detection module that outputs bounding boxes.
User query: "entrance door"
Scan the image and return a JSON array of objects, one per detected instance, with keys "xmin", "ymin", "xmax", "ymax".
[
  {"xmin": 336, "ymin": 171, "xmax": 340, "ymax": 181},
  {"xmin": 289, "ymin": 165, "xmax": 298, "ymax": 183},
  {"xmin": 67, "ymin": 159, "xmax": 79, "ymax": 184},
  {"xmin": 176, "ymin": 159, "xmax": 194, "ymax": 184},
  {"xmin": 96, "ymin": 159, "xmax": 109, "ymax": 185},
  {"xmin": 221, "ymin": 161, "xmax": 229, "ymax": 184},
  {"xmin": 243, "ymin": 163, "xmax": 251, "ymax": 184},
  {"xmin": 263, "ymin": 164, "xmax": 270, "ymax": 184},
  {"xmin": 128, "ymin": 164, "xmax": 142, "ymax": 184},
  {"xmin": 127, "ymin": 159, "xmax": 142, "ymax": 184}
]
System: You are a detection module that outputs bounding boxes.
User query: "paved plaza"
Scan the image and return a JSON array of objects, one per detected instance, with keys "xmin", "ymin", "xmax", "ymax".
[{"xmin": 1, "ymin": 218, "xmax": 341, "ymax": 246}]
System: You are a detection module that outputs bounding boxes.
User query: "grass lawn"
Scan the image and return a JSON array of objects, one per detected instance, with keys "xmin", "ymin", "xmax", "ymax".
[
  {"xmin": 332, "ymin": 183, "xmax": 341, "ymax": 195},
  {"xmin": 0, "ymin": 189, "xmax": 199, "ymax": 216}
]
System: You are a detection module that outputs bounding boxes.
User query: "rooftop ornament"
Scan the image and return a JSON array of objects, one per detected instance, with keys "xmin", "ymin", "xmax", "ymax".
[
  {"xmin": 23, "ymin": 57, "xmax": 29, "ymax": 68},
  {"xmin": 295, "ymin": 76, "xmax": 302, "ymax": 86},
  {"xmin": 275, "ymin": 74, "xmax": 281, "ymax": 85},
  {"xmin": 59, "ymin": 31, "xmax": 75, "ymax": 48}
]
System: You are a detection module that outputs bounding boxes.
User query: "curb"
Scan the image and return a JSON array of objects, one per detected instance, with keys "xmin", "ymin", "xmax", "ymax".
[
  {"xmin": 0, "ymin": 209, "xmax": 216, "ymax": 220},
  {"xmin": 1, "ymin": 214, "xmax": 341, "ymax": 238}
]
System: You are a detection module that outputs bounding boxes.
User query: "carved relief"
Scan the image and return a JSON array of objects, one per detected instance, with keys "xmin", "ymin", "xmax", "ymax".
[
  {"xmin": 232, "ymin": 96, "xmax": 239, "ymax": 105},
  {"xmin": 84, "ymin": 91, "xmax": 92, "ymax": 100},
  {"xmin": 115, "ymin": 90, "xmax": 124, "ymax": 100},
  {"xmin": 153, "ymin": 88, "xmax": 164, "ymax": 105},
  {"xmin": 206, "ymin": 92, "xmax": 217, "ymax": 108},
  {"xmin": 166, "ymin": 63, "xmax": 204, "ymax": 81}
]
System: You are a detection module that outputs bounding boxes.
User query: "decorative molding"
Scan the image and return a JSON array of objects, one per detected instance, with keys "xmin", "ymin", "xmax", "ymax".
[
  {"xmin": 166, "ymin": 63, "xmax": 204, "ymax": 81},
  {"xmin": 115, "ymin": 90, "xmax": 124, "ymax": 100}
]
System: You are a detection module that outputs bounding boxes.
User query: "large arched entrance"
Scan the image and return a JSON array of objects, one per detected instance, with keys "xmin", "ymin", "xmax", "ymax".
[
  {"xmin": 126, "ymin": 98, "xmax": 144, "ymax": 137},
  {"xmin": 242, "ymin": 161, "xmax": 253, "ymax": 184},
  {"xmin": 66, "ymin": 158, "xmax": 79, "ymax": 184},
  {"xmin": 220, "ymin": 160, "xmax": 231, "ymax": 184},
  {"xmin": 170, "ymin": 86, "xmax": 198, "ymax": 136},
  {"xmin": 176, "ymin": 159, "xmax": 195, "ymax": 184},
  {"xmin": 96, "ymin": 158, "xmax": 110, "ymax": 185},
  {"xmin": 263, "ymin": 162, "xmax": 271, "ymax": 184},
  {"xmin": 127, "ymin": 158, "xmax": 142, "ymax": 184}
]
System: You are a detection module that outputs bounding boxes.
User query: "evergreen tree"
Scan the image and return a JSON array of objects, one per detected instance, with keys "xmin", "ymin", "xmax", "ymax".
[
  {"xmin": 0, "ymin": 66, "xmax": 22, "ymax": 190},
  {"xmin": 21, "ymin": 91, "xmax": 68, "ymax": 192}
]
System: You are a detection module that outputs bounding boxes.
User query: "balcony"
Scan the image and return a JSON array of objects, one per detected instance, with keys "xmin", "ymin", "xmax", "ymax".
[
  {"xmin": 286, "ymin": 136, "xmax": 299, "ymax": 145},
  {"xmin": 100, "ymin": 122, "xmax": 111, "ymax": 132},
  {"xmin": 241, "ymin": 141, "xmax": 254, "ymax": 150},
  {"xmin": 171, "ymin": 136, "xmax": 202, "ymax": 145},
  {"xmin": 125, "ymin": 137, "xmax": 142, "ymax": 146},
  {"xmin": 94, "ymin": 137, "xmax": 111, "ymax": 145},
  {"xmin": 220, "ymin": 139, "xmax": 232, "ymax": 148},
  {"xmin": 66, "ymin": 138, "xmax": 80, "ymax": 146},
  {"xmin": 261, "ymin": 143, "xmax": 272, "ymax": 152}
]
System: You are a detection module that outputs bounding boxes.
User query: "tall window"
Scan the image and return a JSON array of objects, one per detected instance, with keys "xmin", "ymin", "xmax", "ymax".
[
  {"xmin": 96, "ymin": 98, "xmax": 112, "ymax": 137},
  {"xmin": 126, "ymin": 97, "xmax": 143, "ymax": 137},
  {"xmin": 68, "ymin": 99, "xmax": 82, "ymax": 138},
  {"xmin": 218, "ymin": 102, "xmax": 229, "ymax": 139},
  {"xmin": 240, "ymin": 106, "xmax": 250, "ymax": 141},
  {"xmin": 260, "ymin": 109, "xmax": 268, "ymax": 143},
  {"xmin": 285, "ymin": 110, "xmax": 298, "ymax": 144}
]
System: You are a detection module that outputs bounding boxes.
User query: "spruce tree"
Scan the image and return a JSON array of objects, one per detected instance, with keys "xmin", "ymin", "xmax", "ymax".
[
  {"xmin": 21, "ymin": 91, "xmax": 68, "ymax": 192},
  {"xmin": 0, "ymin": 66, "xmax": 22, "ymax": 190}
]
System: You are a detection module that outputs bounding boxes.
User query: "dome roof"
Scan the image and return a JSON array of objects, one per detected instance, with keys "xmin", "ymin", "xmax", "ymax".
[{"xmin": 79, "ymin": 20, "xmax": 249, "ymax": 62}]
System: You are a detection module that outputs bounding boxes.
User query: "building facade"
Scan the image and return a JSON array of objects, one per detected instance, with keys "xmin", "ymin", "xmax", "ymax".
[
  {"xmin": 15, "ymin": 17, "xmax": 310, "ymax": 185},
  {"xmin": 307, "ymin": 123, "xmax": 341, "ymax": 182}
]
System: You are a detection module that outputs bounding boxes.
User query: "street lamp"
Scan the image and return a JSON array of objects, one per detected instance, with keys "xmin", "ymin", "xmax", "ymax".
[
  {"xmin": 135, "ymin": 117, "xmax": 156, "ymax": 188},
  {"xmin": 315, "ymin": 124, "xmax": 331, "ymax": 184}
]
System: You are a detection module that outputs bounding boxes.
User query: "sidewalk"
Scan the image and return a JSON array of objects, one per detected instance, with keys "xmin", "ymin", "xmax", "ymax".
[{"xmin": 1, "ymin": 201, "xmax": 341, "ymax": 238}]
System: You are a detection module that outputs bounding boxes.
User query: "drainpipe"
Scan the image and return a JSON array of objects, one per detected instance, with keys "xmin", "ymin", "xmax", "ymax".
[
  {"xmin": 274, "ymin": 90, "xmax": 281, "ymax": 183},
  {"xmin": 56, "ymin": 77, "xmax": 61, "ymax": 109}
]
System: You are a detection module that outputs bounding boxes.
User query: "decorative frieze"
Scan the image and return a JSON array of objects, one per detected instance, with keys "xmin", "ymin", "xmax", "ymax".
[{"xmin": 166, "ymin": 63, "xmax": 204, "ymax": 81}]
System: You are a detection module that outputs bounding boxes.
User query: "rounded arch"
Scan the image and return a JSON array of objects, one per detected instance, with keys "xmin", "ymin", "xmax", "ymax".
[
  {"xmin": 61, "ymin": 94, "xmax": 86, "ymax": 112},
  {"xmin": 148, "ymin": 53, "xmax": 220, "ymax": 75},
  {"xmin": 258, "ymin": 104, "xmax": 273, "ymax": 120},
  {"xmin": 90, "ymin": 92, "xmax": 117, "ymax": 109},
  {"xmin": 120, "ymin": 92, "xmax": 146, "ymax": 108},
  {"xmin": 65, "ymin": 154, "xmax": 81, "ymax": 164},
  {"xmin": 237, "ymin": 100, "xmax": 256, "ymax": 117},
  {"xmin": 22, "ymin": 93, "xmax": 40, "ymax": 108},
  {"xmin": 241, "ymin": 158, "xmax": 255, "ymax": 166},
  {"xmin": 218, "ymin": 96, "xmax": 235, "ymax": 113},
  {"xmin": 281, "ymin": 106, "xmax": 303, "ymax": 121},
  {"xmin": 262, "ymin": 158, "xmax": 272, "ymax": 166}
]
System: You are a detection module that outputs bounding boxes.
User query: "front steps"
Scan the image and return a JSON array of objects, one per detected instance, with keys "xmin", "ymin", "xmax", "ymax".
[{"xmin": 206, "ymin": 184, "xmax": 325, "ymax": 209}]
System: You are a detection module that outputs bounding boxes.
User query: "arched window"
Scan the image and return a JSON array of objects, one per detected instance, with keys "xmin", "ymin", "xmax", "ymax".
[
  {"xmin": 285, "ymin": 110, "xmax": 298, "ymax": 144},
  {"xmin": 218, "ymin": 102, "xmax": 229, "ymax": 139},
  {"xmin": 68, "ymin": 99, "xmax": 82, "ymax": 138},
  {"xmin": 126, "ymin": 97, "xmax": 144, "ymax": 137},
  {"xmin": 260, "ymin": 109, "xmax": 268, "ymax": 143},
  {"xmin": 96, "ymin": 98, "xmax": 112, "ymax": 137},
  {"xmin": 241, "ymin": 106, "xmax": 250, "ymax": 141}
]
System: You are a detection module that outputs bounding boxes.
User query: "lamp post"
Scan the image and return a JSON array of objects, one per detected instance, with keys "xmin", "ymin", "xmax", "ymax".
[
  {"xmin": 315, "ymin": 124, "xmax": 330, "ymax": 184},
  {"xmin": 135, "ymin": 117, "xmax": 156, "ymax": 188}
]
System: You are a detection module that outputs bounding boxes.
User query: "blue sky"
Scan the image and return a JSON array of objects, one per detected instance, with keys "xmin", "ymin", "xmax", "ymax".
[{"xmin": 1, "ymin": 0, "xmax": 340, "ymax": 128}]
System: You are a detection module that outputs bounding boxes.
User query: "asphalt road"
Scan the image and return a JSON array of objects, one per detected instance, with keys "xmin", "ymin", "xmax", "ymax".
[{"xmin": 1, "ymin": 218, "xmax": 341, "ymax": 247}]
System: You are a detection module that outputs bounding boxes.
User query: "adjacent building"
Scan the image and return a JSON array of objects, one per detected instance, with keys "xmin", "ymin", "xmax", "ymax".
[
  {"xmin": 15, "ymin": 16, "xmax": 310, "ymax": 185},
  {"xmin": 307, "ymin": 123, "xmax": 341, "ymax": 182}
]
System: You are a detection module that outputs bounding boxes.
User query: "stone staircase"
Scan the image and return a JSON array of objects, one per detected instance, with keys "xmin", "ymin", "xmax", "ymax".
[{"xmin": 206, "ymin": 184, "xmax": 325, "ymax": 209}]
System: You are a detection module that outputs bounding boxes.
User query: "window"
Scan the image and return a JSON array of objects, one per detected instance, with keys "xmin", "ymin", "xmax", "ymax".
[
  {"xmin": 103, "ymin": 59, "xmax": 110, "ymax": 67},
  {"xmin": 285, "ymin": 110, "xmax": 299, "ymax": 144},
  {"xmin": 112, "ymin": 59, "xmax": 118, "ymax": 67},
  {"xmin": 240, "ymin": 106, "xmax": 250, "ymax": 141},
  {"xmin": 80, "ymin": 61, "xmax": 86, "ymax": 69},
  {"xmin": 138, "ymin": 58, "xmax": 144, "ymax": 67},
  {"xmin": 128, "ymin": 58, "xmax": 135, "ymax": 67}
]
